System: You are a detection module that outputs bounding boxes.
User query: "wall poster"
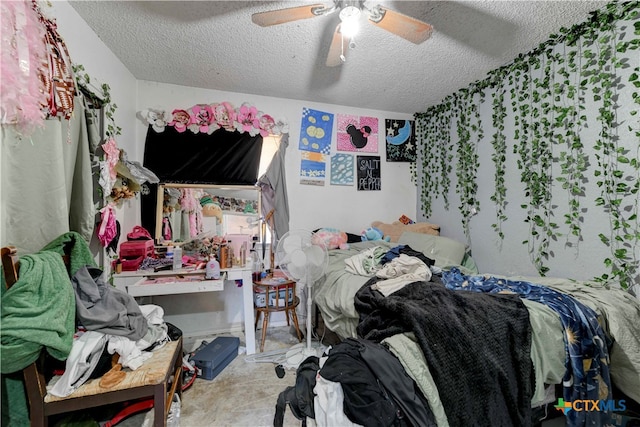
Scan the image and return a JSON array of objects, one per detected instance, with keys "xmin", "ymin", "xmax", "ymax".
[
  {"xmin": 300, "ymin": 151, "xmax": 327, "ymax": 186},
  {"xmin": 357, "ymin": 155, "xmax": 381, "ymax": 191},
  {"xmin": 385, "ymin": 119, "xmax": 416, "ymax": 162},
  {"xmin": 330, "ymin": 153, "xmax": 354, "ymax": 186},
  {"xmin": 299, "ymin": 108, "xmax": 333, "ymax": 154},
  {"xmin": 336, "ymin": 114, "xmax": 379, "ymax": 153},
  {"xmin": 299, "ymin": 107, "xmax": 332, "ymax": 186}
]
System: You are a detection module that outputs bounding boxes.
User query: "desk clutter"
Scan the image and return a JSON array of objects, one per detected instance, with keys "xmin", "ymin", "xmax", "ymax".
[
  {"xmin": 114, "ymin": 224, "xmax": 264, "ymax": 275},
  {"xmin": 118, "ymin": 239, "xmax": 155, "ymax": 271}
]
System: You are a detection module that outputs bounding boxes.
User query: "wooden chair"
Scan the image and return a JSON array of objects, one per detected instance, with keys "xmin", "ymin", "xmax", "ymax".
[{"xmin": 1, "ymin": 246, "xmax": 183, "ymax": 427}]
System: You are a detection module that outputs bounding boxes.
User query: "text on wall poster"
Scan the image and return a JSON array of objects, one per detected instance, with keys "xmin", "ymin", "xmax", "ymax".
[{"xmin": 357, "ymin": 155, "xmax": 381, "ymax": 191}]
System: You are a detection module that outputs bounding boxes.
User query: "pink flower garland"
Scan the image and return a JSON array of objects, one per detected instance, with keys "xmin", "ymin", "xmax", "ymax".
[
  {"xmin": 169, "ymin": 109, "xmax": 190, "ymax": 133},
  {"xmin": 145, "ymin": 101, "xmax": 286, "ymax": 137}
]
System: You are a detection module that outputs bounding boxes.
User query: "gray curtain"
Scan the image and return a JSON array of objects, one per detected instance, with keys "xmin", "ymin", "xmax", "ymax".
[
  {"xmin": 257, "ymin": 134, "xmax": 290, "ymax": 242},
  {"xmin": 1, "ymin": 95, "xmax": 96, "ymax": 254}
]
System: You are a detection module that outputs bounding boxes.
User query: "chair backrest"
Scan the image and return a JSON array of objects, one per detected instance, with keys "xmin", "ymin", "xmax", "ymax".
[
  {"xmin": 1, "ymin": 246, "xmax": 51, "ymax": 425},
  {"xmin": 1, "ymin": 246, "xmax": 19, "ymax": 288},
  {"xmin": 2, "ymin": 246, "xmax": 72, "ymax": 290}
]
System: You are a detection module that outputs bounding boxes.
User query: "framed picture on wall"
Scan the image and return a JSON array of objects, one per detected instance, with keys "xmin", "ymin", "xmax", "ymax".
[
  {"xmin": 330, "ymin": 153, "xmax": 354, "ymax": 186},
  {"xmin": 299, "ymin": 107, "xmax": 333, "ymax": 155},
  {"xmin": 337, "ymin": 114, "xmax": 379, "ymax": 153},
  {"xmin": 385, "ymin": 119, "xmax": 416, "ymax": 162},
  {"xmin": 357, "ymin": 155, "xmax": 381, "ymax": 191}
]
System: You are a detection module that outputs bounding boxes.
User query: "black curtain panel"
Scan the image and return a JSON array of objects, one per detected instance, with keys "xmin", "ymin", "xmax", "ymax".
[
  {"xmin": 141, "ymin": 126, "xmax": 264, "ymax": 237},
  {"xmin": 143, "ymin": 125, "xmax": 263, "ymax": 184}
]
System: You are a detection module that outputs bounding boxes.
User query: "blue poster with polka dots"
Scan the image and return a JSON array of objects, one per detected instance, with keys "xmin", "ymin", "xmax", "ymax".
[{"xmin": 299, "ymin": 108, "xmax": 333, "ymax": 154}]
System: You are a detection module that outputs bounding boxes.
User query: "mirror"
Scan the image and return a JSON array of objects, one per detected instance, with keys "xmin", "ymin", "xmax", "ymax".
[{"xmin": 155, "ymin": 183, "xmax": 261, "ymax": 253}]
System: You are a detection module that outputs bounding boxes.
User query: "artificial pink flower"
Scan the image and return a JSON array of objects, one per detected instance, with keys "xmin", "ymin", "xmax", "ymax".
[
  {"xmin": 188, "ymin": 104, "xmax": 214, "ymax": 133},
  {"xmin": 214, "ymin": 102, "xmax": 236, "ymax": 131},
  {"xmin": 169, "ymin": 109, "xmax": 191, "ymax": 133},
  {"xmin": 206, "ymin": 103, "xmax": 222, "ymax": 134},
  {"xmin": 236, "ymin": 103, "xmax": 261, "ymax": 135},
  {"xmin": 258, "ymin": 113, "xmax": 276, "ymax": 137}
]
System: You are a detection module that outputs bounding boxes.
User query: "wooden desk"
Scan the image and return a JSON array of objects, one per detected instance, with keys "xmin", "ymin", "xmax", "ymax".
[{"xmin": 113, "ymin": 268, "xmax": 256, "ymax": 355}]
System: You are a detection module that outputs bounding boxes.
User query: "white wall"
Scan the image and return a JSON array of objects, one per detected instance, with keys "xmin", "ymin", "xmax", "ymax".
[
  {"xmin": 136, "ymin": 80, "xmax": 417, "ymax": 234},
  {"xmin": 136, "ymin": 81, "xmax": 416, "ymax": 334},
  {"xmin": 51, "ymin": 1, "xmax": 417, "ymax": 247}
]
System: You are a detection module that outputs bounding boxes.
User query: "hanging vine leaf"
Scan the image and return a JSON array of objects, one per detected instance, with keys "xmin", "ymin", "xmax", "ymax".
[{"xmin": 490, "ymin": 82, "xmax": 508, "ymax": 242}]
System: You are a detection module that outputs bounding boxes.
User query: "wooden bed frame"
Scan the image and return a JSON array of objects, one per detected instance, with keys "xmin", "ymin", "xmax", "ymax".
[{"xmin": 1, "ymin": 246, "xmax": 183, "ymax": 427}]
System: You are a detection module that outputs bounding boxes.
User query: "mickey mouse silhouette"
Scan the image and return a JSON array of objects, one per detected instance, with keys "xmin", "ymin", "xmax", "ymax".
[{"xmin": 346, "ymin": 124, "xmax": 371, "ymax": 149}]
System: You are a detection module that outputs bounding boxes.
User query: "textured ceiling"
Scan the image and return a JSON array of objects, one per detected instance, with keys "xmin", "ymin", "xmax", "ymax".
[{"xmin": 69, "ymin": 1, "xmax": 608, "ymax": 114}]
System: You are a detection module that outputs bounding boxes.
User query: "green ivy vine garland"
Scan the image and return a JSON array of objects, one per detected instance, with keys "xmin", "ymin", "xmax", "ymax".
[
  {"xmin": 455, "ymin": 90, "xmax": 483, "ymax": 241},
  {"xmin": 490, "ymin": 82, "xmax": 508, "ymax": 242},
  {"xmin": 589, "ymin": 4, "xmax": 640, "ymax": 286},
  {"xmin": 416, "ymin": 101, "xmax": 454, "ymax": 217},
  {"xmin": 72, "ymin": 63, "xmax": 121, "ymax": 138},
  {"xmin": 555, "ymin": 41, "xmax": 588, "ymax": 251},
  {"xmin": 415, "ymin": 0, "xmax": 639, "ymax": 287}
]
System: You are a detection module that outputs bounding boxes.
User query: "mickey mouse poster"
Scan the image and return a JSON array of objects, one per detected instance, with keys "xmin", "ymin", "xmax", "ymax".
[{"xmin": 336, "ymin": 114, "xmax": 378, "ymax": 153}]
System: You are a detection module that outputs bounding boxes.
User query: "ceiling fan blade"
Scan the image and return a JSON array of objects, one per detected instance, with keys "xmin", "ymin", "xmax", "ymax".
[
  {"xmin": 252, "ymin": 4, "xmax": 326, "ymax": 27},
  {"xmin": 368, "ymin": 6, "xmax": 433, "ymax": 44},
  {"xmin": 326, "ymin": 23, "xmax": 345, "ymax": 67}
]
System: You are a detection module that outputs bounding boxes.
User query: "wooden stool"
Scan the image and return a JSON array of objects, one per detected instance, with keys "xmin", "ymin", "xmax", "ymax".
[{"xmin": 253, "ymin": 278, "xmax": 303, "ymax": 352}]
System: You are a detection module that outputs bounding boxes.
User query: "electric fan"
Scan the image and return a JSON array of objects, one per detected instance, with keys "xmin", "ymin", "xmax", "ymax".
[{"xmin": 275, "ymin": 229, "xmax": 329, "ymax": 367}]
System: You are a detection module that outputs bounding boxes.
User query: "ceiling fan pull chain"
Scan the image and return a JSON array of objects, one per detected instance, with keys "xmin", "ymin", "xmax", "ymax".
[{"xmin": 340, "ymin": 27, "xmax": 346, "ymax": 63}]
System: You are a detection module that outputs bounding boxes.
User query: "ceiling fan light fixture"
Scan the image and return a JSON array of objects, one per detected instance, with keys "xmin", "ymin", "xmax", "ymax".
[
  {"xmin": 252, "ymin": 1, "xmax": 434, "ymax": 68},
  {"xmin": 339, "ymin": 5, "xmax": 360, "ymax": 38}
]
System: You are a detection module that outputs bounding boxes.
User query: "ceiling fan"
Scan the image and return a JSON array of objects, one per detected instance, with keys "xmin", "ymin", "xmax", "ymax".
[{"xmin": 251, "ymin": 1, "xmax": 433, "ymax": 67}]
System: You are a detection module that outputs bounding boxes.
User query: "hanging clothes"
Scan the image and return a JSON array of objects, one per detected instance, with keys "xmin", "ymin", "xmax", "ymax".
[{"xmin": 258, "ymin": 133, "xmax": 290, "ymax": 242}]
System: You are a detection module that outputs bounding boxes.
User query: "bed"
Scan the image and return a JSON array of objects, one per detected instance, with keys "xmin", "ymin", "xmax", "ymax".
[{"xmin": 311, "ymin": 234, "xmax": 640, "ymax": 426}]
